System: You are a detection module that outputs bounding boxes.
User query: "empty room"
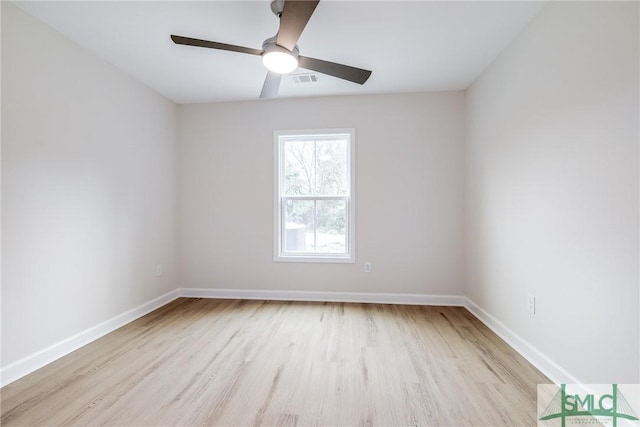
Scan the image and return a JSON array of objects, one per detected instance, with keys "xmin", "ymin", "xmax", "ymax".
[{"xmin": 2, "ymin": 0, "xmax": 638, "ymax": 426}]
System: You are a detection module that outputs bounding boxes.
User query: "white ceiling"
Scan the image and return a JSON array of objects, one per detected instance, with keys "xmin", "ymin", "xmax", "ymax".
[{"xmin": 13, "ymin": 1, "xmax": 546, "ymax": 104}]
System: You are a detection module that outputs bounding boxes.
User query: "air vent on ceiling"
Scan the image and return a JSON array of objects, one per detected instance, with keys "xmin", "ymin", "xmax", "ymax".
[{"xmin": 292, "ymin": 73, "xmax": 319, "ymax": 84}]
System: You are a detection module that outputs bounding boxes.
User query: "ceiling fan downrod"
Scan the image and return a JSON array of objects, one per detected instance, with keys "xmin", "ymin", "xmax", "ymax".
[{"xmin": 270, "ymin": 0, "xmax": 285, "ymax": 17}]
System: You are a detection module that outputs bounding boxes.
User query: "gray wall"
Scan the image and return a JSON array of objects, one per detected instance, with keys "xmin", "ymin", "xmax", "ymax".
[
  {"xmin": 2, "ymin": 3, "xmax": 178, "ymax": 367},
  {"xmin": 465, "ymin": 1, "xmax": 639, "ymax": 383},
  {"xmin": 177, "ymin": 93, "xmax": 465, "ymax": 295}
]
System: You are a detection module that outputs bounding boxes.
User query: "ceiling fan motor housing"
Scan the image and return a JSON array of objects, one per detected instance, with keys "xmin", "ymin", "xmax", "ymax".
[{"xmin": 262, "ymin": 36, "xmax": 299, "ymax": 58}]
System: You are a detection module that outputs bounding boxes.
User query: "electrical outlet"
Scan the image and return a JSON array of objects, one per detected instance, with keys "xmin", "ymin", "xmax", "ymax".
[
  {"xmin": 156, "ymin": 264, "xmax": 163, "ymax": 277},
  {"xmin": 527, "ymin": 294, "xmax": 535, "ymax": 314},
  {"xmin": 364, "ymin": 262, "xmax": 372, "ymax": 273}
]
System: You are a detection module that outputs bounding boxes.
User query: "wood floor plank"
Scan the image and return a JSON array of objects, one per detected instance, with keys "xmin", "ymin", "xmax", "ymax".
[{"xmin": 1, "ymin": 298, "xmax": 550, "ymax": 426}]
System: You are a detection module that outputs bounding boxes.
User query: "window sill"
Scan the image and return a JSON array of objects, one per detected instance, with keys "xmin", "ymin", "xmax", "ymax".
[{"xmin": 274, "ymin": 254, "xmax": 355, "ymax": 264}]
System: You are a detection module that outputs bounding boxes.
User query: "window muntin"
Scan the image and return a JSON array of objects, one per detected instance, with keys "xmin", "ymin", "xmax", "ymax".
[{"xmin": 274, "ymin": 130, "xmax": 354, "ymax": 263}]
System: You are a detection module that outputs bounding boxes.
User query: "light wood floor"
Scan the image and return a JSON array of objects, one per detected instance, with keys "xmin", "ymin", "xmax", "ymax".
[{"xmin": 1, "ymin": 298, "xmax": 549, "ymax": 426}]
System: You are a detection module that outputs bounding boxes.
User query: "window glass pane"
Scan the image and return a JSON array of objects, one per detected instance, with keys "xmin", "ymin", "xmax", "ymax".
[
  {"xmin": 283, "ymin": 199, "xmax": 346, "ymax": 254},
  {"xmin": 283, "ymin": 137, "xmax": 348, "ymax": 196},
  {"xmin": 284, "ymin": 199, "xmax": 315, "ymax": 252},
  {"xmin": 315, "ymin": 199, "xmax": 346, "ymax": 254}
]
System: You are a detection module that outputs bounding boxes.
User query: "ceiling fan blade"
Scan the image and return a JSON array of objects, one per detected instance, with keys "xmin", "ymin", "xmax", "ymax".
[
  {"xmin": 276, "ymin": 0, "xmax": 320, "ymax": 51},
  {"xmin": 298, "ymin": 56, "xmax": 372, "ymax": 85},
  {"xmin": 171, "ymin": 35, "xmax": 263, "ymax": 56},
  {"xmin": 260, "ymin": 72, "xmax": 282, "ymax": 99}
]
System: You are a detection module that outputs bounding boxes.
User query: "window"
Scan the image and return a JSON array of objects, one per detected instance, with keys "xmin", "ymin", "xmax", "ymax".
[{"xmin": 274, "ymin": 129, "xmax": 355, "ymax": 263}]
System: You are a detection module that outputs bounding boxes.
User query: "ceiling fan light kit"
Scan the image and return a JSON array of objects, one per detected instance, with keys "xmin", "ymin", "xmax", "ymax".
[
  {"xmin": 262, "ymin": 37, "xmax": 299, "ymax": 74},
  {"xmin": 170, "ymin": 0, "xmax": 372, "ymax": 99}
]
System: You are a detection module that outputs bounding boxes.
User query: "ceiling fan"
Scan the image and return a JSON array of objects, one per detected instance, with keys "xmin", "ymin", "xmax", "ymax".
[{"xmin": 170, "ymin": 0, "xmax": 372, "ymax": 99}]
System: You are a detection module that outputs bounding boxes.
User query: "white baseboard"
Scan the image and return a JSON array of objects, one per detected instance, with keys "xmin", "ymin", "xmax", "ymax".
[
  {"xmin": 464, "ymin": 297, "xmax": 582, "ymax": 385},
  {"xmin": 0, "ymin": 289, "xmax": 180, "ymax": 387},
  {"xmin": 179, "ymin": 287, "xmax": 466, "ymax": 306}
]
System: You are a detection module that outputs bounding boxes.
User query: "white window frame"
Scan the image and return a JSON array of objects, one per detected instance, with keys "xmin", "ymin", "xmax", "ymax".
[{"xmin": 274, "ymin": 128, "xmax": 355, "ymax": 263}]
